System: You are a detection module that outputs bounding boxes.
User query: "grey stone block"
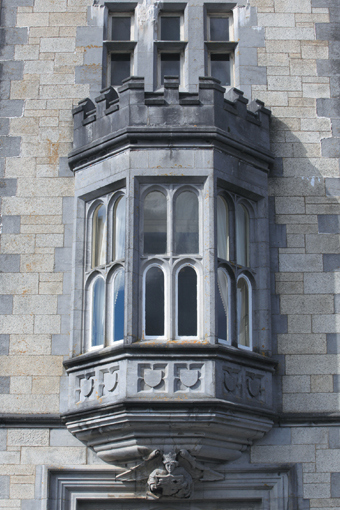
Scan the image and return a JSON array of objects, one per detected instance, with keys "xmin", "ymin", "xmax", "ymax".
[
  {"xmin": 317, "ymin": 59, "xmax": 340, "ymax": 77},
  {"xmin": 76, "ymin": 26, "xmax": 103, "ymax": 47},
  {"xmin": 0, "ymin": 177, "xmax": 17, "ymax": 196},
  {"xmin": 0, "ymin": 475, "xmax": 9, "ymax": 498},
  {"xmin": 238, "ymin": 27, "xmax": 265, "ymax": 48},
  {"xmin": 324, "ymin": 254, "xmax": 340, "ymax": 272},
  {"xmin": 326, "ymin": 179, "xmax": 340, "ymax": 197},
  {"xmin": 62, "ymin": 196, "xmax": 75, "ymax": 224},
  {"xmin": 270, "ymin": 224, "xmax": 287, "ymax": 248},
  {"xmin": 57, "ymin": 295, "xmax": 71, "ymax": 315},
  {"xmin": 322, "ymin": 138, "xmax": 340, "ymax": 158},
  {"xmin": 59, "ymin": 374, "xmax": 69, "ymax": 414},
  {"xmin": 332, "ymin": 119, "xmax": 340, "ymax": 137},
  {"xmin": 254, "ymin": 427, "xmax": 291, "ymax": 446},
  {"xmin": 0, "ymin": 254, "xmax": 20, "ymax": 272},
  {"xmin": 270, "ymin": 247, "xmax": 279, "ymax": 272},
  {"xmin": 2, "ymin": 26, "xmax": 28, "ymax": 45},
  {"xmin": 0, "ymin": 61, "xmax": 24, "ymax": 81},
  {"xmin": 329, "ymin": 428, "xmax": 340, "ymax": 449},
  {"xmin": 0, "ymin": 429, "xmax": 6, "ymax": 451},
  {"xmin": 0, "ymin": 100, "xmax": 23, "ymax": 118},
  {"xmin": 335, "ymin": 295, "xmax": 340, "ymax": 313},
  {"xmin": 333, "ymin": 375, "xmax": 340, "ymax": 392},
  {"xmin": 317, "ymin": 98, "xmax": 340, "ymax": 118},
  {"xmin": 316, "ymin": 23, "xmax": 340, "ymax": 41},
  {"xmin": 329, "ymin": 41, "xmax": 340, "ymax": 59},
  {"xmin": 331, "ymin": 472, "xmax": 340, "ymax": 497},
  {"xmin": 330, "ymin": 77, "xmax": 340, "ymax": 98},
  {"xmin": 83, "ymin": 46, "xmax": 102, "ymax": 66},
  {"xmin": 0, "ymin": 159, "xmax": 4, "ymax": 178},
  {"xmin": 51, "ymin": 334, "xmax": 69, "ymax": 355},
  {"xmin": 239, "ymin": 66, "xmax": 267, "ymax": 85},
  {"xmin": 54, "ymin": 247, "xmax": 72, "ymax": 272},
  {"xmin": 50, "ymin": 428, "xmax": 83, "ymax": 447},
  {"xmin": 0, "ymin": 138, "xmax": 20, "ymax": 158},
  {"xmin": 0, "ymin": 334, "xmax": 9, "ymax": 355},
  {"xmin": 0, "ymin": 376, "xmax": 10, "ymax": 394},
  {"xmin": 0, "ymin": 5, "xmax": 17, "ymax": 27},
  {"xmin": 64, "ymin": 224, "xmax": 73, "ymax": 248},
  {"xmin": 21, "ymin": 501, "xmax": 37, "ymax": 510},
  {"xmin": 1, "ymin": 215, "xmax": 20, "ymax": 234},
  {"xmin": 58, "ymin": 157, "xmax": 73, "ymax": 178},
  {"xmin": 318, "ymin": 214, "xmax": 340, "ymax": 234},
  {"xmin": 0, "ymin": 295, "xmax": 12, "ymax": 314},
  {"xmin": 0, "ymin": 118, "xmax": 9, "ymax": 136}
]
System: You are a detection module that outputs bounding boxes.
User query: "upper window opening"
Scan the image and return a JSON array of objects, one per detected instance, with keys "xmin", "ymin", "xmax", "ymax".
[
  {"xmin": 160, "ymin": 54, "xmax": 181, "ymax": 85},
  {"xmin": 112, "ymin": 16, "xmax": 131, "ymax": 40},
  {"xmin": 174, "ymin": 191, "xmax": 199, "ymax": 254},
  {"xmin": 111, "ymin": 54, "xmax": 131, "ymax": 86},
  {"xmin": 217, "ymin": 195, "xmax": 229, "ymax": 261},
  {"xmin": 144, "ymin": 191, "xmax": 167, "ymax": 255},
  {"xmin": 210, "ymin": 54, "xmax": 230, "ymax": 86},
  {"xmin": 92, "ymin": 204, "xmax": 106, "ymax": 268},
  {"xmin": 236, "ymin": 204, "xmax": 249, "ymax": 267},
  {"xmin": 161, "ymin": 16, "xmax": 181, "ymax": 40},
  {"xmin": 209, "ymin": 17, "xmax": 229, "ymax": 41}
]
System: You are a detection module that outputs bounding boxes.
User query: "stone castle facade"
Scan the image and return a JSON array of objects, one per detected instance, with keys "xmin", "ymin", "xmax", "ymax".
[{"xmin": 0, "ymin": 0, "xmax": 339, "ymax": 508}]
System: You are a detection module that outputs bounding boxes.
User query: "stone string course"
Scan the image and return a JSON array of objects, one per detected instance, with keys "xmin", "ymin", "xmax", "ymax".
[{"xmin": 0, "ymin": 0, "xmax": 339, "ymax": 508}]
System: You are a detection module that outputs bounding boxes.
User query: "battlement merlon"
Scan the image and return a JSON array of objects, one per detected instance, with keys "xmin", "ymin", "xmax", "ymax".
[{"xmin": 69, "ymin": 76, "xmax": 274, "ymax": 172}]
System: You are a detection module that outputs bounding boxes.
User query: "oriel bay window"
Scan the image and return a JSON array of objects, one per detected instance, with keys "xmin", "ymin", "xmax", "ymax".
[
  {"xmin": 217, "ymin": 192, "xmax": 253, "ymax": 350},
  {"xmin": 85, "ymin": 191, "xmax": 126, "ymax": 350},
  {"xmin": 141, "ymin": 185, "xmax": 201, "ymax": 340}
]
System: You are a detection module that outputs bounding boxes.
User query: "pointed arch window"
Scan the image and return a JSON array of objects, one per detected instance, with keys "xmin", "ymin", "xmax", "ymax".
[
  {"xmin": 143, "ymin": 190, "xmax": 167, "ymax": 254},
  {"xmin": 85, "ymin": 190, "xmax": 126, "ymax": 351},
  {"xmin": 174, "ymin": 190, "xmax": 199, "ymax": 254},
  {"xmin": 217, "ymin": 196, "xmax": 229, "ymax": 261}
]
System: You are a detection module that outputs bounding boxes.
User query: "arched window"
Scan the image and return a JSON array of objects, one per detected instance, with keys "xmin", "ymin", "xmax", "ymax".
[
  {"xmin": 91, "ymin": 276, "xmax": 105, "ymax": 348},
  {"xmin": 92, "ymin": 204, "xmax": 106, "ymax": 268},
  {"xmin": 145, "ymin": 266, "xmax": 165, "ymax": 337},
  {"xmin": 174, "ymin": 191, "xmax": 199, "ymax": 254},
  {"xmin": 113, "ymin": 268, "xmax": 125, "ymax": 342},
  {"xmin": 144, "ymin": 191, "xmax": 167, "ymax": 254},
  {"xmin": 177, "ymin": 265, "xmax": 197, "ymax": 337},
  {"xmin": 217, "ymin": 196, "xmax": 229, "ymax": 260},
  {"xmin": 237, "ymin": 276, "xmax": 251, "ymax": 349},
  {"xmin": 217, "ymin": 268, "xmax": 230, "ymax": 343},
  {"xmin": 236, "ymin": 204, "xmax": 249, "ymax": 267},
  {"xmin": 113, "ymin": 196, "xmax": 126, "ymax": 261}
]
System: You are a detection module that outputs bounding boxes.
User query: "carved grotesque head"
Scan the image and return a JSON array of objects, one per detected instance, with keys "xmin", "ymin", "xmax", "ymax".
[{"xmin": 163, "ymin": 452, "xmax": 178, "ymax": 474}]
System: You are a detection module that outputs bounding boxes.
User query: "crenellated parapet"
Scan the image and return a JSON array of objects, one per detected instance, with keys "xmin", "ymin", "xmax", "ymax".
[{"xmin": 69, "ymin": 76, "xmax": 273, "ymax": 172}]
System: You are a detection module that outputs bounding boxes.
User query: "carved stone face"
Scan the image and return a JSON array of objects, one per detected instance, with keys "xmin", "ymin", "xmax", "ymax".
[{"xmin": 164, "ymin": 460, "xmax": 178, "ymax": 474}]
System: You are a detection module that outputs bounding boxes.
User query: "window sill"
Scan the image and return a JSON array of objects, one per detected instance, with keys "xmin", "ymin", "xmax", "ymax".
[
  {"xmin": 205, "ymin": 41, "xmax": 237, "ymax": 51},
  {"xmin": 104, "ymin": 40, "xmax": 137, "ymax": 51},
  {"xmin": 155, "ymin": 40, "xmax": 187, "ymax": 51}
]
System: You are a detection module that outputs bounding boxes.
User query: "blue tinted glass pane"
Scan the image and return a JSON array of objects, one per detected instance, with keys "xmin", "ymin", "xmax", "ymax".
[
  {"xmin": 161, "ymin": 17, "xmax": 180, "ymax": 40},
  {"xmin": 178, "ymin": 266, "xmax": 197, "ymax": 336},
  {"xmin": 111, "ymin": 54, "xmax": 130, "ymax": 85},
  {"xmin": 210, "ymin": 17, "xmax": 229, "ymax": 41},
  {"xmin": 113, "ymin": 269, "xmax": 124, "ymax": 342},
  {"xmin": 144, "ymin": 191, "xmax": 167, "ymax": 254},
  {"xmin": 161, "ymin": 54, "xmax": 180, "ymax": 85},
  {"xmin": 114, "ymin": 196, "xmax": 126, "ymax": 260},
  {"xmin": 145, "ymin": 267, "xmax": 164, "ymax": 336},
  {"xmin": 211, "ymin": 54, "xmax": 230, "ymax": 85},
  {"xmin": 112, "ymin": 17, "xmax": 130, "ymax": 41},
  {"xmin": 174, "ymin": 191, "xmax": 199, "ymax": 254},
  {"xmin": 91, "ymin": 277, "xmax": 105, "ymax": 347}
]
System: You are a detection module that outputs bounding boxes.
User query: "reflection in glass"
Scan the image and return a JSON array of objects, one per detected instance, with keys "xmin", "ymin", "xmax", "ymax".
[
  {"xmin": 211, "ymin": 54, "xmax": 230, "ymax": 86},
  {"xmin": 178, "ymin": 266, "xmax": 197, "ymax": 336},
  {"xmin": 112, "ymin": 17, "xmax": 131, "ymax": 41},
  {"xmin": 91, "ymin": 276, "xmax": 105, "ymax": 347},
  {"xmin": 217, "ymin": 268, "xmax": 229, "ymax": 342},
  {"xmin": 113, "ymin": 269, "xmax": 125, "ymax": 342},
  {"xmin": 210, "ymin": 17, "xmax": 229, "ymax": 41},
  {"xmin": 237, "ymin": 278, "xmax": 250, "ymax": 348},
  {"xmin": 160, "ymin": 54, "xmax": 180, "ymax": 85},
  {"xmin": 144, "ymin": 191, "xmax": 167, "ymax": 254},
  {"xmin": 174, "ymin": 191, "xmax": 199, "ymax": 254},
  {"xmin": 114, "ymin": 196, "xmax": 126, "ymax": 260},
  {"xmin": 236, "ymin": 204, "xmax": 249, "ymax": 266},
  {"xmin": 92, "ymin": 204, "xmax": 106, "ymax": 268},
  {"xmin": 161, "ymin": 17, "xmax": 180, "ymax": 40},
  {"xmin": 145, "ymin": 267, "xmax": 164, "ymax": 336},
  {"xmin": 217, "ymin": 196, "xmax": 229, "ymax": 260}
]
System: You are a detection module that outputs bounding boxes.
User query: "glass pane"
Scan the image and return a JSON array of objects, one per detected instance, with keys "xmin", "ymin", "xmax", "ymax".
[
  {"xmin": 210, "ymin": 17, "xmax": 229, "ymax": 41},
  {"xmin": 114, "ymin": 196, "xmax": 126, "ymax": 260},
  {"xmin": 112, "ymin": 17, "xmax": 131, "ymax": 41},
  {"xmin": 211, "ymin": 54, "xmax": 230, "ymax": 86},
  {"xmin": 145, "ymin": 267, "xmax": 164, "ymax": 336},
  {"xmin": 92, "ymin": 204, "xmax": 106, "ymax": 268},
  {"xmin": 217, "ymin": 196, "xmax": 229, "ymax": 260},
  {"xmin": 113, "ymin": 269, "xmax": 125, "ymax": 342},
  {"xmin": 217, "ymin": 268, "xmax": 228, "ymax": 341},
  {"xmin": 236, "ymin": 204, "xmax": 249, "ymax": 266},
  {"xmin": 237, "ymin": 278, "xmax": 250, "ymax": 347},
  {"xmin": 178, "ymin": 266, "xmax": 197, "ymax": 336},
  {"xmin": 174, "ymin": 191, "xmax": 199, "ymax": 254},
  {"xmin": 91, "ymin": 277, "xmax": 105, "ymax": 347},
  {"xmin": 144, "ymin": 191, "xmax": 167, "ymax": 254},
  {"xmin": 161, "ymin": 54, "xmax": 180, "ymax": 85},
  {"xmin": 111, "ymin": 54, "xmax": 130, "ymax": 86},
  {"xmin": 161, "ymin": 17, "xmax": 180, "ymax": 40}
]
